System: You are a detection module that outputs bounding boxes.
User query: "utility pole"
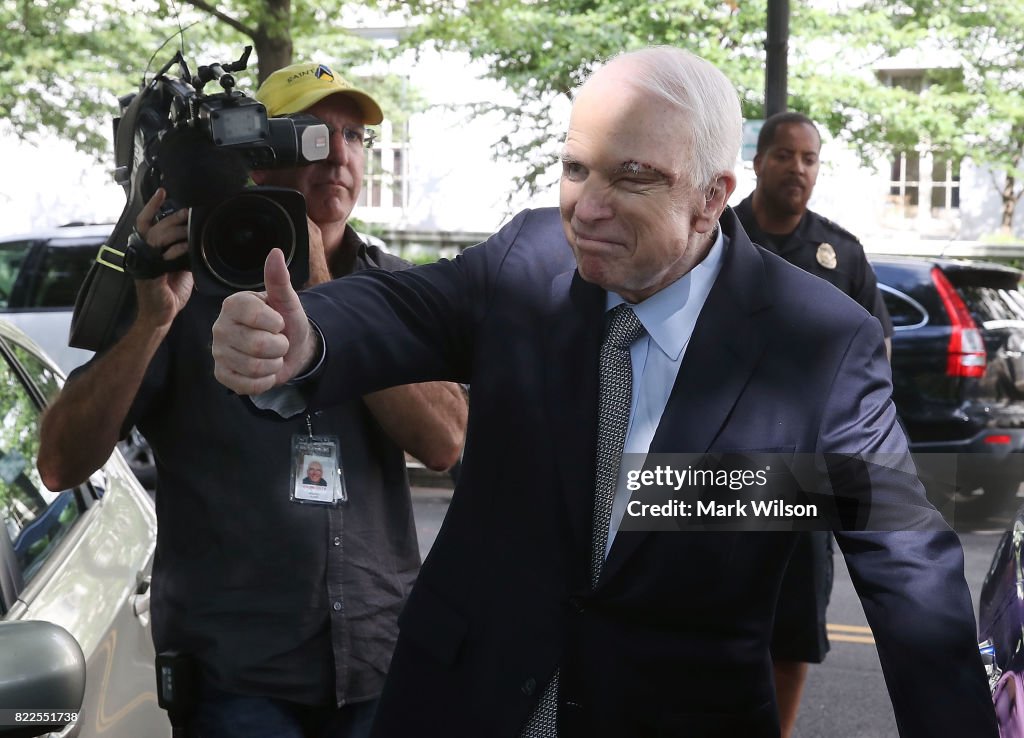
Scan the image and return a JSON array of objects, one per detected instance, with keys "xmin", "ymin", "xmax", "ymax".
[{"xmin": 765, "ymin": 0, "xmax": 789, "ymax": 116}]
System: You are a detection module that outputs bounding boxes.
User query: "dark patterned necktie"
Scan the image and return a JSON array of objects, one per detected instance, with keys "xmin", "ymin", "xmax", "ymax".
[
  {"xmin": 589, "ymin": 304, "xmax": 646, "ymax": 585},
  {"xmin": 519, "ymin": 304, "xmax": 646, "ymax": 738}
]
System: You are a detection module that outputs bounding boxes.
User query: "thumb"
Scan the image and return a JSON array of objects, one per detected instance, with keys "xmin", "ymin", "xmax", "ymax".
[
  {"xmin": 264, "ymin": 248, "xmax": 301, "ymax": 316},
  {"xmin": 262, "ymin": 248, "xmax": 313, "ymax": 379}
]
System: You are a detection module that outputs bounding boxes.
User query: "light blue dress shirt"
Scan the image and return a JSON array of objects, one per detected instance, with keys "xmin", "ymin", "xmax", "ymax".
[{"xmin": 603, "ymin": 228, "xmax": 728, "ymax": 556}]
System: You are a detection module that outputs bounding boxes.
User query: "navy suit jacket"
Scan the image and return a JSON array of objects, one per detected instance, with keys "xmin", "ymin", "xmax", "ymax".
[{"xmin": 300, "ymin": 207, "xmax": 997, "ymax": 737}]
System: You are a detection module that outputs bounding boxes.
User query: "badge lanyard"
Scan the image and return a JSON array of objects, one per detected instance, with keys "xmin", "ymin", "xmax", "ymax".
[{"xmin": 290, "ymin": 414, "xmax": 347, "ymax": 505}]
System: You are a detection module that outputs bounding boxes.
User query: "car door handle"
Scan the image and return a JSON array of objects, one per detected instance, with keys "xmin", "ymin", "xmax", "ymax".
[
  {"xmin": 88, "ymin": 467, "xmax": 108, "ymax": 497},
  {"xmin": 131, "ymin": 575, "xmax": 151, "ymax": 627}
]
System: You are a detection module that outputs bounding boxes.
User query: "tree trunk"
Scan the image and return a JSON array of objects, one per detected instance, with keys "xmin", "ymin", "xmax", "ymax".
[
  {"xmin": 1001, "ymin": 171, "xmax": 1020, "ymax": 235},
  {"xmin": 253, "ymin": 0, "xmax": 293, "ymax": 83}
]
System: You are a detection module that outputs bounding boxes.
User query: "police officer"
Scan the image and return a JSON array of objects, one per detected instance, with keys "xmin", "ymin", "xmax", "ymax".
[
  {"xmin": 735, "ymin": 111, "xmax": 893, "ymax": 738},
  {"xmin": 736, "ymin": 111, "xmax": 892, "ymax": 358}
]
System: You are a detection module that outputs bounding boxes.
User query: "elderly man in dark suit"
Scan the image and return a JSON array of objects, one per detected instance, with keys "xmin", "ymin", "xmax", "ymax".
[{"xmin": 211, "ymin": 46, "xmax": 997, "ymax": 738}]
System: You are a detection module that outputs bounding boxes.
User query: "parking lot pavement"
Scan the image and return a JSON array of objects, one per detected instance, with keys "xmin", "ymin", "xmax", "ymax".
[{"xmin": 412, "ymin": 485, "xmax": 452, "ymax": 560}]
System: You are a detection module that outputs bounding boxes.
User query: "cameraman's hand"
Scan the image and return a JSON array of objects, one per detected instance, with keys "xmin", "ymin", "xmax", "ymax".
[
  {"xmin": 135, "ymin": 188, "xmax": 193, "ymax": 330},
  {"xmin": 212, "ymin": 248, "xmax": 316, "ymax": 395}
]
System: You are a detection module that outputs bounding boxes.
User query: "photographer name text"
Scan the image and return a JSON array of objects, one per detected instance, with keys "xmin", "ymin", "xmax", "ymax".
[{"xmin": 626, "ymin": 498, "xmax": 819, "ymax": 519}]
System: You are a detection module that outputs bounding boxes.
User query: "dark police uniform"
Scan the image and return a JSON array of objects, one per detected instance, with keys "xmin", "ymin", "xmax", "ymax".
[
  {"xmin": 734, "ymin": 194, "xmax": 893, "ymax": 341},
  {"xmin": 735, "ymin": 193, "xmax": 893, "ymax": 664}
]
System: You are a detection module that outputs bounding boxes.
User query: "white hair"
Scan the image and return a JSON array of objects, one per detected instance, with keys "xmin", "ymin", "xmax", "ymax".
[{"xmin": 592, "ymin": 46, "xmax": 742, "ymax": 191}]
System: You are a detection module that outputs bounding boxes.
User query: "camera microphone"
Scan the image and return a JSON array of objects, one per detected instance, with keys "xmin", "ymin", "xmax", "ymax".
[{"xmin": 156, "ymin": 127, "xmax": 251, "ymax": 207}]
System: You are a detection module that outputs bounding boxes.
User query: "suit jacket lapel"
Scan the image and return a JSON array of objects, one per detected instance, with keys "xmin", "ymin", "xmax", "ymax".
[
  {"xmin": 543, "ymin": 269, "xmax": 605, "ymax": 571},
  {"xmin": 600, "ymin": 211, "xmax": 774, "ymax": 584},
  {"xmin": 651, "ymin": 222, "xmax": 772, "ymax": 454}
]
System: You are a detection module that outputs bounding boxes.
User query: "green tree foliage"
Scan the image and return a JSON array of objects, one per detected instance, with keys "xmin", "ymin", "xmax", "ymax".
[
  {"xmin": 0, "ymin": 0, "xmax": 421, "ymax": 159},
  {"xmin": 5, "ymin": 0, "xmax": 1022, "ymax": 228},
  {"xmin": 0, "ymin": 0, "xmax": 164, "ymax": 153},
  {"xmin": 798, "ymin": 0, "xmax": 1024, "ymax": 232},
  {"xmin": 393, "ymin": 0, "xmax": 1023, "ymax": 228},
  {"xmin": 394, "ymin": 0, "xmax": 770, "ymax": 194}
]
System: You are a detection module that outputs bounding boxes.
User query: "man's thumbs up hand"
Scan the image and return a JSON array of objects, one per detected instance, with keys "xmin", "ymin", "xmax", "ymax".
[
  {"xmin": 212, "ymin": 249, "xmax": 317, "ymax": 395},
  {"xmin": 263, "ymin": 247, "xmax": 309, "ymax": 344}
]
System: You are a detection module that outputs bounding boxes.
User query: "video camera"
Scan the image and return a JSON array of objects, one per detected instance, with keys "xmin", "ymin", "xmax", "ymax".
[{"xmin": 70, "ymin": 46, "xmax": 328, "ymax": 351}]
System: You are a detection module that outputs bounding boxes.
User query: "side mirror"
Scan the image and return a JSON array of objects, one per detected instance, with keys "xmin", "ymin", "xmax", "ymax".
[{"xmin": 0, "ymin": 620, "xmax": 85, "ymax": 737}]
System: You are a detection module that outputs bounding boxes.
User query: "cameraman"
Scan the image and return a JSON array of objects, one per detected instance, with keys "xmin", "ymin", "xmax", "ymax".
[{"xmin": 38, "ymin": 62, "xmax": 468, "ymax": 738}]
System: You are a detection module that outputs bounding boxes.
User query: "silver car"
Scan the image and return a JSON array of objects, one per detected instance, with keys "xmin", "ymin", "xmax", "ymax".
[{"xmin": 0, "ymin": 320, "xmax": 168, "ymax": 737}]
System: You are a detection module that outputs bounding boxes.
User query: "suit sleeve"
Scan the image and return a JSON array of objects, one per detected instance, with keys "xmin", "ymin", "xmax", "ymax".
[
  {"xmin": 297, "ymin": 210, "xmax": 529, "ymax": 410},
  {"xmin": 821, "ymin": 316, "xmax": 997, "ymax": 737}
]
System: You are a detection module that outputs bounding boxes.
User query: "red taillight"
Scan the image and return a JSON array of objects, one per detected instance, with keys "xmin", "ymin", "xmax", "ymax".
[
  {"xmin": 931, "ymin": 267, "xmax": 987, "ymax": 378},
  {"xmin": 985, "ymin": 434, "xmax": 1012, "ymax": 445}
]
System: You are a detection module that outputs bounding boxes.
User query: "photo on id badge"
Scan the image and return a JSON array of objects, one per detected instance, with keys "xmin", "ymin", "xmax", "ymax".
[{"xmin": 291, "ymin": 435, "xmax": 346, "ymax": 504}]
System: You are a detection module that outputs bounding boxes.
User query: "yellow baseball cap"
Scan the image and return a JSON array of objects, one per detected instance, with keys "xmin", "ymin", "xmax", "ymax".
[{"xmin": 256, "ymin": 62, "xmax": 383, "ymax": 125}]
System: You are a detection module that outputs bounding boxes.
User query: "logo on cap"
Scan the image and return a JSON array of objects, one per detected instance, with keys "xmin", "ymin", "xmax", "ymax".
[{"xmin": 315, "ymin": 64, "xmax": 334, "ymax": 82}]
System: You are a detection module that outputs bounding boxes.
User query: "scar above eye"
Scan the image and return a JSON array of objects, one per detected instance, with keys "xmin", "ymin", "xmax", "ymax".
[{"xmin": 616, "ymin": 160, "xmax": 669, "ymax": 179}]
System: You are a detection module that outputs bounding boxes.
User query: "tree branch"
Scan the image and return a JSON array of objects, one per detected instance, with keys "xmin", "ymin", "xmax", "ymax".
[
  {"xmin": 990, "ymin": 170, "xmax": 1002, "ymax": 194},
  {"xmin": 183, "ymin": 0, "xmax": 255, "ymax": 39}
]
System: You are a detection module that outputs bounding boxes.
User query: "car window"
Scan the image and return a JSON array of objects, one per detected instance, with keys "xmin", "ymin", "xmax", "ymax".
[
  {"xmin": 881, "ymin": 288, "xmax": 928, "ymax": 329},
  {"xmin": 959, "ymin": 285, "xmax": 1024, "ymax": 326},
  {"xmin": 0, "ymin": 346, "xmax": 80, "ymax": 584},
  {"xmin": 0, "ymin": 241, "xmax": 34, "ymax": 309},
  {"xmin": 28, "ymin": 244, "xmax": 98, "ymax": 309},
  {"xmin": 6, "ymin": 342, "xmax": 64, "ymax": 403}
]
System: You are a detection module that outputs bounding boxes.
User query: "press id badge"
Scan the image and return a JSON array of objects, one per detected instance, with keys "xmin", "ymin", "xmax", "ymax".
[{"xmin": 291, "ymin": 433, "xmax": 347, "ymax": 505}]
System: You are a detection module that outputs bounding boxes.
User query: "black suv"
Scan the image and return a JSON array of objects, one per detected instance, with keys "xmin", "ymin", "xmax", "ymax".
[{"xmin": 872, "ymin": 256, "xmax": 1024, "ymax": 515}]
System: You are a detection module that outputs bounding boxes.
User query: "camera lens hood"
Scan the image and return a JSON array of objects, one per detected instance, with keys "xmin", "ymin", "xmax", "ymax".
[{"xmin": 188, "ymin": 186, "xmax": 309, "ymax": 296}]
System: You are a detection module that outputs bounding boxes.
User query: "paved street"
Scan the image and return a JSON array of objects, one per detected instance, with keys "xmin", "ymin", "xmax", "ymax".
[
  {"xmin": 411, "ymin": 486, "xmax": 1012, "ymax": 737},
  {"xmin": 794, "ymin": 525, "xmax": 1002, "ymax": 737}
]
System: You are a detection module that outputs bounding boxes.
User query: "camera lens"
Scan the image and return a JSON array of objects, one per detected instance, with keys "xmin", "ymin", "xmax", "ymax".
[{"xmin": 199, "ymin": 193, "xmax": 297, "ymax": 290}]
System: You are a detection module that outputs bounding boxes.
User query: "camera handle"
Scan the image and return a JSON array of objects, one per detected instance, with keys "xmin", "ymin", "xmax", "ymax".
[
  {"xmin": 124, "ymin": 229, "xmax": 190, "ymax": 279},
  {"xmin": 194, "ymin": 46, "xmax": 252, "ymax": 94}
]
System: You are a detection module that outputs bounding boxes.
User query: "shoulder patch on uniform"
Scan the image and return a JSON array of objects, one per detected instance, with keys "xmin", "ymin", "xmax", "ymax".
[{"xmin": 818, "ymin": 216, "xmax": 863, "ymax": 245}]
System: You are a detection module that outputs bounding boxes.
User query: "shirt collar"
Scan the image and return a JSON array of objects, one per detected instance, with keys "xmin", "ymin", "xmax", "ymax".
[{"xmin": 605, "ymin": 226, "xmax": 726, "ymax": 361}]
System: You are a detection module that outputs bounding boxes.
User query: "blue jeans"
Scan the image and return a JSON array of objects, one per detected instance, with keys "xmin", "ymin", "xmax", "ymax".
[{"xmin": 193, "ymin": 686, "xmax": 378, "ymax": 738}]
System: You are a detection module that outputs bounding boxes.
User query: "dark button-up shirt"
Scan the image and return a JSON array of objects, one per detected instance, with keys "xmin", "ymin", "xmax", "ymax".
[{"xmin": 79, "ymin": 227, "xmax": 420, "ymax": 707}]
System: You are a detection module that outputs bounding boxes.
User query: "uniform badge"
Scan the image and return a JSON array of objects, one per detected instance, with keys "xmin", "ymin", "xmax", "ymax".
[{"xmin": 816, "ymin": 243, "xmax": 838, "ymax": 270}]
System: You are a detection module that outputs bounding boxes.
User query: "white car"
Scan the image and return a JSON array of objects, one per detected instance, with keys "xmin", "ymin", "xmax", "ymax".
[{"xmin": 0, "ymin": 319, "xmax": 168, "ymax": 737}]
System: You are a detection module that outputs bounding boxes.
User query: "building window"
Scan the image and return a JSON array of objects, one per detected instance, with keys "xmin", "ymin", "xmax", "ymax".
[
  {"xmin": 887, "ymin": 149, "xmax": 960, "ymax": 220},
  {"xmin": 931, "ymin": 155, "xmax": 960, "ymax": 212},
  {"xmin": 359, "ymin": 120, "xmax": 407, "ymax": 215},
  {"xmin": 877, "ymin": 68, "xmax": 962, "ymax": 226},
  {"xmin": 889, "ymin": 150, "xmax": 920, "ymax": 217}
]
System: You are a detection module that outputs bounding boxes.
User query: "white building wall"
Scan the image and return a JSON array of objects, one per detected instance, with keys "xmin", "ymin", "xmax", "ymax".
[
  {"xmin": 959, "ymin": 161, "xmax": 1024, "ymax": 240},
  {"xmin": 355, "ymin": 43, "xmax": 565, "ymax": 234},
  {"xmin": 0, "ymin": 126, "xmax": 125, "ymax": 235},
  {"xmin": 404, "ymin": 51, "xmax": 565, "ymax": 232}
]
